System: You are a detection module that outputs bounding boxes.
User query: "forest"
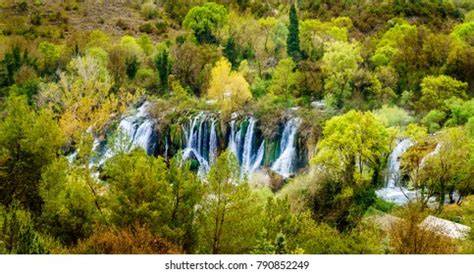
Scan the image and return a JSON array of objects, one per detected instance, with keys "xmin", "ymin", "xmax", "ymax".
[{"xmin": 0, "ymin": 0, "xmax": 474, "ymax": 254}]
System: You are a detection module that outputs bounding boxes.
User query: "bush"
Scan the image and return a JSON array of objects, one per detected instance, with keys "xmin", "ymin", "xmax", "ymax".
[
  {"xmin": 389, "ymin": 203, "xmax": 457, "ymax": 254},
  {"xmin": 141, "ymin": 2, "xmax": 158, "ymax": 20},
  {"xmin": 374, "ymin": 105, "xmax": 414, "ymax": 128},
  {"xmin": 139, "ymin": 23, "xmax": 155, "ymax": 34},
  {"xmin": 155, "ymin": 21, "xmax": 167, "ymax": 35},
  {"xmin": 73, "ymin": 225, "xmax": 180, "ymax": 254}
]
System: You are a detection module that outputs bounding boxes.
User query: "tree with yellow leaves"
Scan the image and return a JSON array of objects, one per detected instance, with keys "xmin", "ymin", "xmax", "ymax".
[
  {"xmin": 207, "ymin": 58, "xmax": 252, "ymax": 115},
  {"xmin": 36, "ymin": 53, "xmax": 138, "ymax": 146}
]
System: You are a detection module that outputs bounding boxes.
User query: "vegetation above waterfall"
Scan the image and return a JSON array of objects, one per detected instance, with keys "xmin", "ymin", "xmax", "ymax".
[{"xmin": 0, "ymin": 0, "xmax": 474, "ymax": 254}]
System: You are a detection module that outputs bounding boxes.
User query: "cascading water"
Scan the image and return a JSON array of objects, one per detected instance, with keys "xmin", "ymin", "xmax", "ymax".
[
  {"xmin": 182, "ymin": 113, "xmax": 218, "ymax": 176},
  {"xmin": 386, "ymin": 139, "xmax": 413, "ymax": 188},
  {"xmin": 376, "ymin": 138, "xmax": 416, "ymax": 205},
  {"xmin": 91, "ymin": 102, "xmax": 156, "ymax": 166},
  {"xmin": 228, "ymin": 117, "xmax": 265, "ymax": 176},
  {"xmin": 229, "ymin": 120, "xmax": 238, "ymax": 158},
  {"xmin": 79, "ymin": 103, "xmax": 309, "ymax": 180},
  {"xmin": 241, "ymin": 117, "xmax": 257, "ymax": 175},
  {"xmin": 271, "ymin": 118, "xmax": 301, "ymax": 178},
  {"xmin": 209, "ymin": 120, "xmax": 218, "ymax": 165}
]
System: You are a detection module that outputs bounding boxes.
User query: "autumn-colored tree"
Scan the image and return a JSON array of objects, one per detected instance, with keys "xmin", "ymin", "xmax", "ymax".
[
  {"xmin": 36, "ymin": 53, "xmax": 135, "ymax": 144},
  {"xmin": 207, "ymin": 58, "xmax": 252, "ymax": 115}
]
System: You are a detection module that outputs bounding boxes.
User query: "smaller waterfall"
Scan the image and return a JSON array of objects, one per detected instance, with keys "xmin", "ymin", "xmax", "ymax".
[
  {"xmin": 209, "ymin": 119, "xmax": 218, "ymax": 165},
  {"xmin": 376, "ymin": 138, "xmax": 416, "ymax": 205},
  {"xmin": 271, "ymin": 118, "xmax": 301, "ymax": 178},
  {"xmin": 229, "ymin": 120, "xmax": 238, "ymax": 157},
  {"xmin": 229, "ymin": 117, "xmax": 265, "ymax": 177},
  {"xmin": 116, "ymin": 102, "xmax": 155, "ymax": 154},
  {"xmin": 251, "ymin": 141, "xmax": 265, "ymax": 173},
  {"xmin": 92, "ymin": 102, "xmax": 156, "ymax": 166},
  {"xmin": 386, "ymin": 139, "xmax": 413, "ymax": 188},
  {"xmin": 241, "ymin": 117, "xmax": 257, "ymax": 175},
  {"xmin": 182, "ymin": 113, "xmax": 218, "ymax": 176},
  {"xmin": 133, "ymin": 120, "xmax": 155, "ymax": 154}
]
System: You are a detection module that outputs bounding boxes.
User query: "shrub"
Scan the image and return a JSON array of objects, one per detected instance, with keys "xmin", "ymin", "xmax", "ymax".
[
  {"xmin": 389, "ymin": 203, "xmax": 457, "ymax": 254},
  {"xmin": 139, "ymin": 23, "xmax": 155, "ymax": 34},
  {"xmin": 141, "ymin": 2, "xmax": 158, "ymax": 20},
  {"xmin": 73, "ymin": 225, "xmax": 180, "ymax": 254},
  {"xmin": 155, "ymin": 21, "xmax": 167, "ymax": 35},
  {"xmin": 374, "ymin": 105, "xmax": 414, "ymax": 128},
  {"xmin": 116, "ymin": 19, "xmax": 129, "ymax": 30}
]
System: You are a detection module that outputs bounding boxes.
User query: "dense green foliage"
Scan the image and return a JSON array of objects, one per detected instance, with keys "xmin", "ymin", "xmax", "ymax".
[{"xmin": 0, "ymin": 0, "xmax": 473, "ymax": 254}]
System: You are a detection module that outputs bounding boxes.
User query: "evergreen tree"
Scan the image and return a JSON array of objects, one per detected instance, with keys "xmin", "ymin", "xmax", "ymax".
[
  {"xmin": 125, "ymin": 56, "xmax": 140, "ymax": 80},
  {"xmin": 154, "ymin": 49, "xmax": 171, "ymax": 92},
  {"xmin": 287, "ymin": 4, "xmax": 301, "ymax": 62},
  {"xmin": 223, "ymin": 37, "xmax": 238, "ymax": 69}
]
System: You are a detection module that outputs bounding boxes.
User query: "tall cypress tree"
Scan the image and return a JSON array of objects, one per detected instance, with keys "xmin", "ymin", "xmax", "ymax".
[
  {"xmin": 287, "ymin": 4, "xmax": 301, "ymax": 62},
  {"xmin": 154, "ymin": 49, "xmax": 171, "ymax": 92},
  {"xmin": 223, "ymin": 36, "xmax": 238, "ymax": 69}
]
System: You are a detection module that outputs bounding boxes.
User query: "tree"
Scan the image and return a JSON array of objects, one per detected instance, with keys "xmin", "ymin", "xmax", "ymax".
[
  {"xmin": 268, "ymin": 58, "xmax": 300, "ymax": 99},
  {"xmin": 371, "ymin": 23, "xmax": 417, "ymax": 67},
  {"xmin": 0, "ymin": 46, "xmax": 37, "ymax": 88},
  {"xmin": 321, "ymin": 41, "xmax": 362, "ymax": 108},
  {"xmin": 287, "ymin": 4, "xmax": 301, "ymax": 61},
  {"xmin": 155, "ymin": 48, "xmax": 172, "ymax": 92},
  {"xmin": 299, "ymin": 18, "xmax": 350, "ymax": 60},
  {"xmin": 0, "ymin": 95, "xmax": 64, "ymax": 213},
  {"xmin": 182, "ymin": 3, "xmax": 228, "ymax": 44},
  {"xmin": 418, "ymin": 128, "xmax": 474, "ymax": 210},
  {"xmin": 223, "ymin": 36, "xmax": 238, "ymax": 69},
  {"xmin": 197, "ymin": 151, "xmax": 262, "ymax": 254},
  {"xmin": 418, "ymin": 75, "xmax": 468, "ymax": 112},
  {"xmin": 0, "ymin": 204, "xmax": 52, "ymax": 254},
  {"xmin": 104, "ymin": 150, "xmax": 172, "ymax": 232},
  {"xmin": 207, "ymin": 58, "xmax": 252, "ymax": 115},
  {"xmin": 374, "ymin": 105, "xmax": 414, "ymax": 128},
  {"xmin": 125, "ymin": 55, "xmax": 139, "ymax": 80},
  {"xmin": 38, "ymin": 41, "xmax": 63, "ymax": 77},
  {"xmin": 171, "ymin": 41, "xmax": 221, "ymax": 95},
  {"xmin": 167, "ymin": 156, "xmax": 202, "ymax": 252},
  {"xmin": 39, "ymin": 158, "xmax": 100, "ymax": 246},
  {"xmin": 36, "ymin": 54, "xmax": 130, "ymax": 144},
  {"xmin": 258, "ymin": 17, "xmax": 277, "ymax": 53},
  {"xmin": 313, "ymin": 110, "xmax": 389, "ymax": 186}
]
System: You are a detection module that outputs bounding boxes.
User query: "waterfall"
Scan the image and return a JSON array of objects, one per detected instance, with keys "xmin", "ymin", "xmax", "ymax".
[
  {"xmin": 251, "ymin": 140, "xmax": 265, "ymax": 173},
  {"xmin": 92, "ymin": 102, "xmax": 156, "ymax": 166},
  {"xmin": 271, "ymin": 118, "xmax": 301, "ymax": 178},
  {"xmin": 229, "ymin": 120, "xmax": 238, "ymax": 158},
  {"xmin": 182, "ymin": 112, "xmax": 218, "ymax": 176},
  {"xmin": 78, "ymin": 102, "xmax": 312, "ymax": 180},
  {"xmin": 209, "ymin": 119, "xmax": 218, "ymax": 165},
  {"xmin": 133, "ymin": 120, "xmax": 155, "ymax": 154},
  {"xmin": 116, "ymin": 102, "xmax": 155, "ymax": 154},
  {"xmin": 386, "ymin": 139, "xmax": 413, "ymax": 188},
  {"xmin": 229, "ymin": 117, "xmax": 265, "ymax": 177},
  {"xmin": 376, "ymin": 138, "xmax": 417, "ymax": 205},
  {"xmin": 241, "ymin": 117, "xmax": 257, "ymax": 174}
]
